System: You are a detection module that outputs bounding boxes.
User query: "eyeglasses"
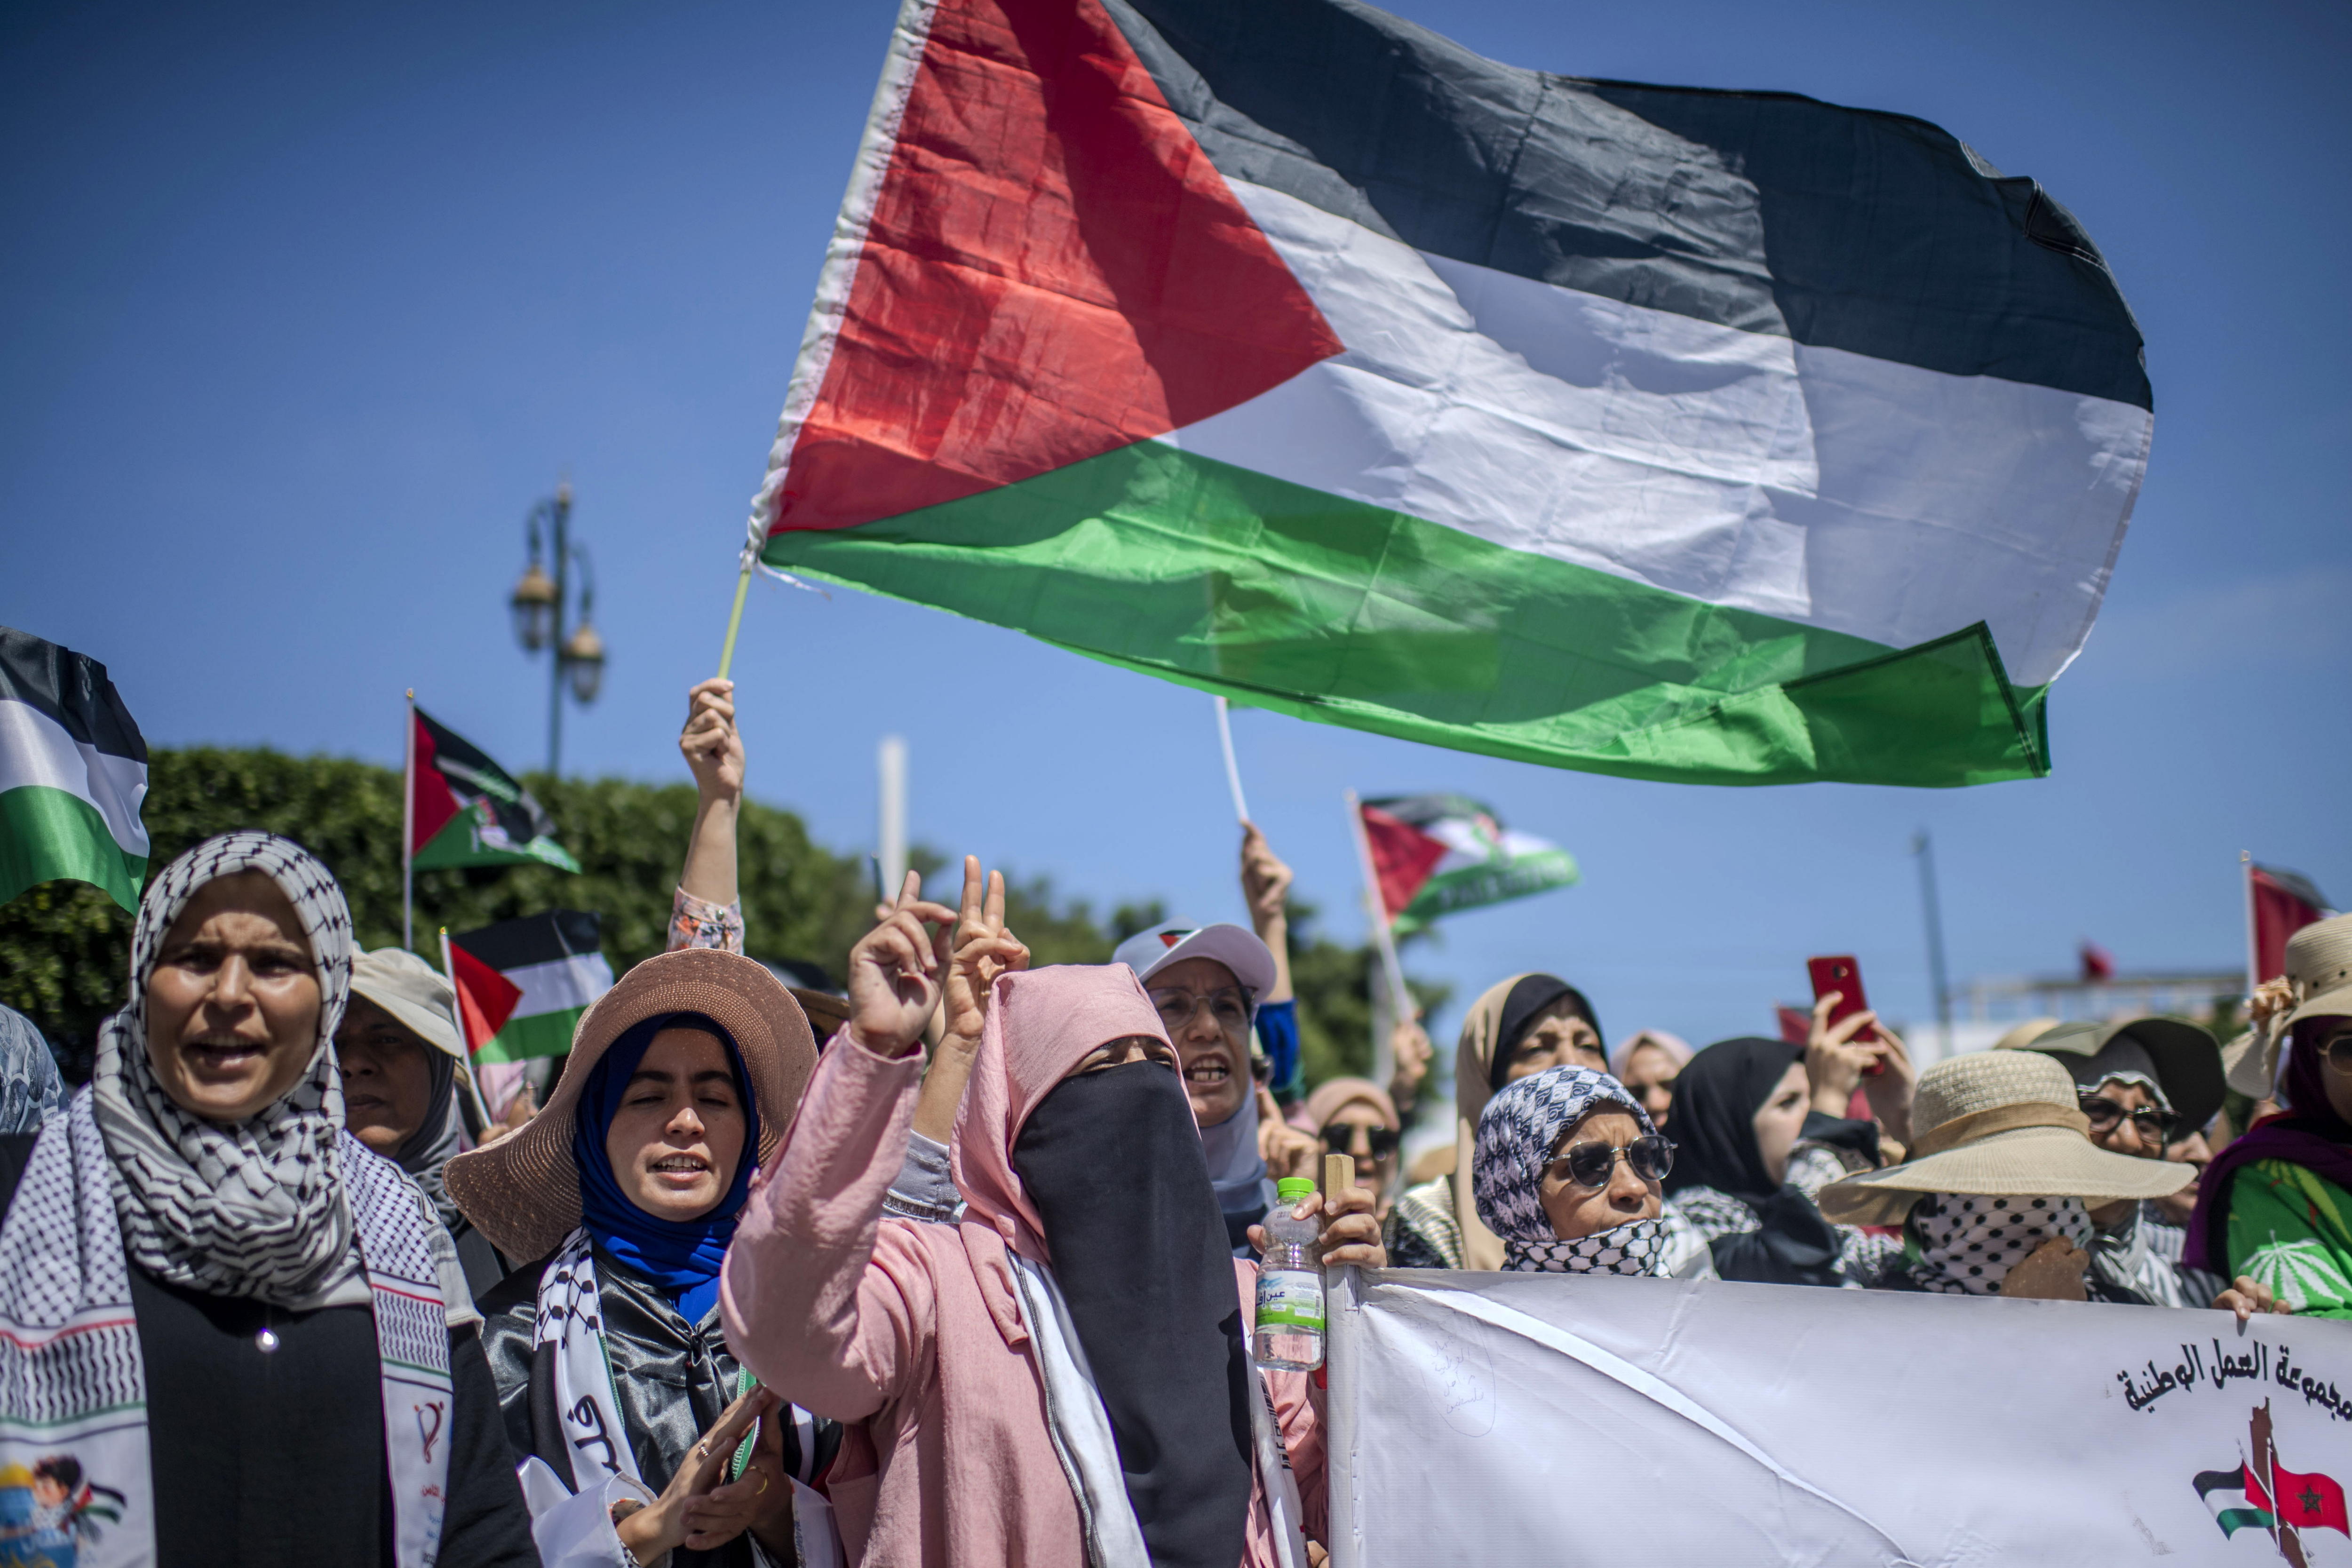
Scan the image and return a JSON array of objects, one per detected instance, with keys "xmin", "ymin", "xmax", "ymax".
[
  {"xmin": 1547, "ymin": 1134, "xmax": 1675, "ymax": 1190},
  {"xmin": 1147, "ymin": 986, "xmax": 1251, "ymax": 1035},
  {"xmin": 2323, "ymin": 1031, "xmax": 2352, "ymax": 1073},
  {"xmin": 1319, "ymin": 1122, "xmax": 1400, "ymax": 1158},
  {"xmin": 2078, "ymin": 1095, "xmax": 2177, "ymax": 1145}
]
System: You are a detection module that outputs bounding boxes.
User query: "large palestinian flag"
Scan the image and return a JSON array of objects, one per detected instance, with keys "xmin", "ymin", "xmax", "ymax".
[
  {"xmin": 0, "ymin": 628, "xmax": 148, "ymax": 910},
  {"xmin": 447, "ymin": 910, "xmax": 613, "ymax": 1064},
  {"xmin": 748, "ymin": 0, "xmax": 2151, "ymax": 787}
]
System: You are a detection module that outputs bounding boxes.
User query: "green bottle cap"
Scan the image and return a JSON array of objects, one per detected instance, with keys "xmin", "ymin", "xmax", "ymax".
[{"xmin": 1275, "ymin": 1177, "xmax": 1316, "ymax": 1202}]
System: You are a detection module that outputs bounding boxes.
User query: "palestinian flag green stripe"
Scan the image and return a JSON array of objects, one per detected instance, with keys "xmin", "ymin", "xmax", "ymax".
[
  {"xmin": 764, "ymin": 439, "xmax": 2047, "ymax": 787},
  {"xmin": 0, "ymin": 783, "xmax": 146, "ymax": 908},
  {"xmin": 472, "ymin": 1006, "xmax": 588, "ymax": 1066},
  {"xmin": 2214, "ymin": 1508, "xmax": 2275, "ymax": 1537}
]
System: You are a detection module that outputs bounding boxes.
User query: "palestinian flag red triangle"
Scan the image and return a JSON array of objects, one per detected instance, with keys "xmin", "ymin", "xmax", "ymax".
[{"xmin": 772, "ymin": 0, "xmax": 1342, "ymax": 532}]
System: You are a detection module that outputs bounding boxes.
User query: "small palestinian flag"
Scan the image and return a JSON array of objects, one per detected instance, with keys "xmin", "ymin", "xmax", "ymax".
[
  {"xmin": 2196, "ymin": 1462, "xmax": 2274, "ymax": 1538},
  {"xmin": 448, "ymin": 911, "xmax": 613, "ymax": 1064},
  {"xmin": 750, "ymin": 0, "xmax": 2151, "ymax": 787},
  {"xmin": 2250, "ymin": 863, "xmax": 2331, "ymax": 985},
  {"xmin": 0, "ymin": 627, "xmax": 148, "ymax": 911},
  {"xmin": 1359, "ymin": 794, "xmax": 1577, "ymax": 935},
  {"xmin": 410, "ymin": 706, "xmax": 579, "ymax": 873}
]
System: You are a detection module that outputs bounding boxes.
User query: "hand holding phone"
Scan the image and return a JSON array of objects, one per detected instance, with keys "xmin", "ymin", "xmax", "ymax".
[{"xmin": 1806, "ymin": 954, "xmax": 1885, "ymax": 1075}]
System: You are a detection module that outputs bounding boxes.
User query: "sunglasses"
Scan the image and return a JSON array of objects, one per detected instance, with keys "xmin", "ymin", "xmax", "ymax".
[
  {"xmin": 2078, "ymin": 1094, "xmax": 2178, "ymax": 1145},
  {"xmin": 1547, "ymin": 1134, "xmax": 1675, "ymax": 1190},
  {"xmin": 1320, "ymin": 1122, "xmax": 1401, "ymax": 1158}
]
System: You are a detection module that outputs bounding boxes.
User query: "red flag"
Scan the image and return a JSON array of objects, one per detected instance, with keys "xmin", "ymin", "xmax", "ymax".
[
  {"xmin": 1776, "ymin": 1006, "xmax": 1812, "ymax": 1044},
  {"xmin": 2271, "ymin": 1465, "xmax": 2349, "ymax": 1536},
  {"xmin": 446, "ymin": 941, "xmax": 523, "ymax": 1054},
  {"xmin": 2251, "ymin": 864, "xmax": 2330, "ymax": 985},
  {"xmin": 2080, "ymin": 940, "xmax": 2114, "ymax": 982},
  {"xmin": 1359, "ymin": 803, "xmax": 1450, "ymax": 922}
]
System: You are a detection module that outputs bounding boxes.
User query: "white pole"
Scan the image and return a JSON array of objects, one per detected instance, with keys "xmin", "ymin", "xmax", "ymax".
[
  {"xmin": 403, "ymin": 690, "xmax": 416, "ymax": 952},
  {"xmin": 878, "ymin": 735, "xmax": 909, "ymax": 899},
  {"xmin": 1344, "ymin": 790, "xmax": 1413, "ymax": 1088},
  {"xmin": 1213, "ymin": 696, "xmax": 1251, "ymax": 823},
  {"xmin": 2243, "ymin": 850, "xmax": 2258, "ymax": 995}
]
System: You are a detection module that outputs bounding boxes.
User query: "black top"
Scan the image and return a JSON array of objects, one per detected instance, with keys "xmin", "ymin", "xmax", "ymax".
[
  {"xmin": 0, "ymin": 1132, "xmax": 540, "ymax": 1568},
  {"xmin": 478, "ymin": 1243, "xmax": 841, "ymax": 1568}
]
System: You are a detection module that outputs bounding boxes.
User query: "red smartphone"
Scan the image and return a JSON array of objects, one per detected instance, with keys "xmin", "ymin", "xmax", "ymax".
[{"xmin": 1806, "ymin": 954, "xmax": 1884, "ymax": 1072}]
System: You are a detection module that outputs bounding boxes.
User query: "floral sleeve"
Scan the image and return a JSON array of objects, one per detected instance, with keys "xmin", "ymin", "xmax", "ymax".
[{"xmin": 667, "ymin": 885, "xmax": 744, "ymax": 955}]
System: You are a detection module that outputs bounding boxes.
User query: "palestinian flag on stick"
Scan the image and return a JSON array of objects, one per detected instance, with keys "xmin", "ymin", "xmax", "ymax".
[
  {"xmin": 748, "ymin": 0, "xmax": 2151, "ymax": 788},
  {"xmin": 2196, "ymin": 1463, "xmax": 2275, "ymax": 1539},
  {"xmin": 1359, "ymin": 794, "xmax": 1577, "ymax": 934},
  {"xmin": 0, "ymin": 628, "xmax": 149, "ymax": 911},
  {"xmin": 410, "ymin": 706, "xmax": 579, "ymax": 872},
  {"xmin": 447, "ymin": 911, "xmax": 613, "ymax": 1064},
  {"xmin": 2249, "ymin": 863, "xmax": 2331, "ymax": 986}
]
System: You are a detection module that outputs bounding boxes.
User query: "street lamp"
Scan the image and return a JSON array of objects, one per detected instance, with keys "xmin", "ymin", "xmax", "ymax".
[{"xmin": 509, "ymin": 482, "xmax": 606, "ymax": 775}]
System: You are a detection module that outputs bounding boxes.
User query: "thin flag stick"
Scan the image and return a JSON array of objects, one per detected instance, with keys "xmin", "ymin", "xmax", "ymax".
[
  {"xmin": 2243, "ymin": 849, "xmax": 2257, "ymax": 997},
  {"xmin": 437, "ymin": 926, "xmax": 494, "ymax": 1133},
  {"xmin": 715, "ymin": 564, "xmax": 755, "ymax": 681},
  {"xmin": 1344, "ymin": 789, "xmax": 1414, "ymax": 1085},
  {"xmin": 403, "ymin": 689, "xmax": 415, "ymax": 952},
  {"xmin": 1214, "ymin": 696, "xmax": 1251, "ymax": 823}
]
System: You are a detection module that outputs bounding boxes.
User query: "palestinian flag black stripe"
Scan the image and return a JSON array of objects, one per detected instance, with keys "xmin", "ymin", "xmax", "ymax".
[
  {"xmin": 450, "ymin": 911, "xmax": 613, "ymax": 1064},
  {"xmin": 1106, "ymin": 0, "xmax": 2147, "ymax": 406},
  {"xmin": 0, "ymin": 627, "xmax": 149, "ymax": 911}
]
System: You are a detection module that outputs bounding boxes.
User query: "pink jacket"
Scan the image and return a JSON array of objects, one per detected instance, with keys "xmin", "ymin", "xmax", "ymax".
[{"xmin": 722, "ymin": 982, "xmax": 1324, "ymax": 1568}]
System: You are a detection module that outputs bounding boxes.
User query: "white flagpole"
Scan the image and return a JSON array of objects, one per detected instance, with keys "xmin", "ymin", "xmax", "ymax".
[
  {"xmin": 2243, "ymin": 850, "xmax": 2258, "ymax": 996},
  {"xmin": 1213, "ymin": 696, "xmax": 1251, "ymax": 823},
  {"xmin": 1344, "ymin": 790, "xmax": 1413, "ymax": 1088},
  {"xmin": 403, "ymin": 689, "xmax": 416, "ymax": 952}
]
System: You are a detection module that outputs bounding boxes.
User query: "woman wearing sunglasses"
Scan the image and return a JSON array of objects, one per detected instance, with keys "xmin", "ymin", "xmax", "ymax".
[
  {"xmin": 1298, "ymin": 1078, "xmax": 1402, "ymax": 1215},
  {"xmin": 1998, "ymin": 1016, "xmax": 2226, "ymax": 1307},
  {"xmin": 1470, "ymin": 1066, "xmax": 1710, "ymax": 1275}
]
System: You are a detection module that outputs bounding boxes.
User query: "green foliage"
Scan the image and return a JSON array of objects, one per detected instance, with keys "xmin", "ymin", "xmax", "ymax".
[{"xmin": 1, "ymin": 748, "xmax": 1427, "ymax": 1097}]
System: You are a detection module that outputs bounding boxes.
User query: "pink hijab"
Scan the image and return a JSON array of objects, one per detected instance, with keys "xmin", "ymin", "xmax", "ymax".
[{"xmin": 950, "ymin": 964, "xmax": 1176, "ymax": 1264}]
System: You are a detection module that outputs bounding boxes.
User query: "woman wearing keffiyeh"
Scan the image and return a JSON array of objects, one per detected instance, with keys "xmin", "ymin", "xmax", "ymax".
[{"xmin": 1471, "ymin": 1065, "xmax": 1711, "ymax": 1276}]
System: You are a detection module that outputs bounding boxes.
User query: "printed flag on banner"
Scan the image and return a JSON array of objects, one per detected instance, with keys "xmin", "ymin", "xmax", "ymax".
[
  {"xmin": 0, "ymin": 627, "xmax": 149, "ymax": 910},
  {"xmin": 1358, "ymin": 794, "xmax": 1576, "ymax": 934},
  {"xmin": 1323, "ymin": 1268, "xmax": 2348, "ymax": 1566},
  {"xmin": 2250, "ymin": 864, "xmax": 2331, "ymax": 985},
  {"xmin": 410, "ymin": 707, "xmax": 579, "ymax": 872},
  {"xmin": 747, "ymin": 0, "xmax": 2151, "ymax": 788},
  {"xmin": 447, "ymin": 911, "xmax": 612, "ymax": 1064}
]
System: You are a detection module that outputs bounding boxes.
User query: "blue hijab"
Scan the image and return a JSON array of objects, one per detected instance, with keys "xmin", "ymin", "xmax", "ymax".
[{"xmin": 572, "ymin": 1011, "xmax": 761, "ymax": 1324}]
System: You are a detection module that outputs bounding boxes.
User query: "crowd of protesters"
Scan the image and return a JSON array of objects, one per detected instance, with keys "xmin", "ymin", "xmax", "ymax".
[{"xmin": 0, "ymin": 675, "xmax": 2347, "ymax": 1568}]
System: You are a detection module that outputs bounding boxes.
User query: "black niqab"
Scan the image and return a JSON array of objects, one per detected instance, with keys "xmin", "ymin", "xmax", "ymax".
[
  {"xmin": 1016, "ymin": 1061, "xmax": 1253, "ymax": 1568},
  {"xmin": 1488, "ymin": 975, "xmax": 1603, "ymax": 1093}
]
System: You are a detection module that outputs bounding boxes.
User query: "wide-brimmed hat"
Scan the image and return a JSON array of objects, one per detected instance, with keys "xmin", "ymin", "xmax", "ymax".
[
  {"xmin": 2224, "ymin": 913, "xmax": 2352, "ymax": 1096},
  {"xmin": 1819, "ymin": 1051, "xmax": 2191, "ymax": 1227},
  {"xmin": 2002, "ymin": 1016, "xmax": 2225, "ymax": 1134},
  {"xmin": 444, "ymin": 947, "xmax": 817, "ymax": 1261},
  {"xmin": 349, "ymin": 948, "xmax": 467, "ymax": 1062}
]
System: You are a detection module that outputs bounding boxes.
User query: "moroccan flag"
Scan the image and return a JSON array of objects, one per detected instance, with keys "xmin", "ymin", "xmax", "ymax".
[
  {"xmin": 1359, "ymin": 794, "xmax": 1577, "ymax": 934},
  {"xmin": 409, "ymin": 707, "xmax": 579, "ymax": 873},
  {"xmin": 447, "ymin": 911, "xmax": 613, "ymax": 1064},
  {"xmin": 0, "ymin": 628, "xmax": 148, "ymax": 911},
  {"xmin": 2196, "ymin": 1464, "xmax": 2275, "ymax": 1538},
  {"xmin": 2250, "ymin": 864, "xmax": 2331, "ymax": 985},
  {"xmin": 2272, "ymin": 1465, "xmax": 2350, "ymax": 1537},
  {"xmin": 747, "ymin": 0, "xmax": 2151, "ymax": 788}
]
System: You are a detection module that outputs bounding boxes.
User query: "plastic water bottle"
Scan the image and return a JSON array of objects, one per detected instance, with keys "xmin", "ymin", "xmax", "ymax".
[{"xmin": 1253, "ymin": 1176, "xmax": 1325, "ymax": 1371}]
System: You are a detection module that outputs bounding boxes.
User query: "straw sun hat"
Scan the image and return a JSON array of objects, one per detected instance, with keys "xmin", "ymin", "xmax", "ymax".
[
  {"xmin": 2223, "ymin": 912, "xmax": 2352, "ymax": 1097},
  {"xmin": 444, "ymin": 947, "xmax": 818, "ymax": 1262},
  {"xmin": 1818, "ymin": 1051, "xmax": 2192, "ymax": 1228}
]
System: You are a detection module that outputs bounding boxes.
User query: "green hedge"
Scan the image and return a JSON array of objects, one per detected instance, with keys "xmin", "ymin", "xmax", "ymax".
[{"xmin": 1, "ymin": 747, "xmax": 1436, "ymax": 1095}]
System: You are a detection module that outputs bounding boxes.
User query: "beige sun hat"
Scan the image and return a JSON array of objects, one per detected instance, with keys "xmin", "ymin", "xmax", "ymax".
[
  {"xmin": 1819, "ymin": 1051, "xmax": 2192, "ymax": 1227},
  {"xmin": 2223, "ymin": 913, "xmax": 2352, "ymax": 1096},
  {"xmin": 443, "ymin": 947, "xmax": 817, "ymax": 1261},
  {"xmin": 350, "ymin": 947, "xmax": 467, "ymax": 1061}
]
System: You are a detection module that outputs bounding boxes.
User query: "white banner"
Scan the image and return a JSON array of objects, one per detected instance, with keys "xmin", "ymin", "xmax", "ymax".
[{"xmin": 1324, "ymin": 1268, "xmax": 2352, "ymax": 1566}]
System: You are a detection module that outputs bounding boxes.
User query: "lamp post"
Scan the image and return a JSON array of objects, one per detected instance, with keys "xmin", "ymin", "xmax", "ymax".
[{"xmin": 509, "ymin": 482, "xmax": 607, "ymax": 776}]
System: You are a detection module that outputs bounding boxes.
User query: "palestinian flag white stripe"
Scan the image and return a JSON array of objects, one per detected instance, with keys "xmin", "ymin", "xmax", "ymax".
[
  {"xmin": 499, "ymin": 953, "xmax": 615, "ymax": 1023},
  {"xmin": 0, "ymin": 700, "xmax": 149, "ymax": 857},
  {"xmin": 1165, "ymin": 180, "xmax": 2148, "ymax": 689}
]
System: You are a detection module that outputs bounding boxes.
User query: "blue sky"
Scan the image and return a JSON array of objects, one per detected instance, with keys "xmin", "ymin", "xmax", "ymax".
[{"xmin": 4, "ymin": 0, "xmax": 2345, "ymax": 1054}]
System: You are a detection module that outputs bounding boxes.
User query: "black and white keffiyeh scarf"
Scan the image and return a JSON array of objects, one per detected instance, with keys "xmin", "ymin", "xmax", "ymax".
[
  {"xmin": 1472, "ymin": 1064, "xmax": 1661, "ymax": 1250},
  {"xmin": 1906, "ymin": 1193, "xmax": 2094, "ymax": 1296},
  {"xmin": 89, "ymin": 831, "xmax": 359, "ymax": 1307},
  {"xmin": 1505, "ymin": 1217, "xmax": 1670, "ymax": 1274}
]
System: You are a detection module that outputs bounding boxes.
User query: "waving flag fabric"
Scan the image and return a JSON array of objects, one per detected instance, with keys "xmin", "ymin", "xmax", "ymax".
[
  {"xmin": 1359, "ymin": 794, "xmax": 1577, "ymax": 933},
  {"xmin": 749, "ymin": 0, "xmax": 2151, "ymax": 787},
  {"xmin": 409, "ymin": 707, "xmax": 579, "ymax": 873},
  {"xmin": 448, "ymin": 910, "xmax": 612, "ymax": 1064},
  {"xmin": 0, "ymin": 628, "xmax": 148, "ymax": 910}
]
